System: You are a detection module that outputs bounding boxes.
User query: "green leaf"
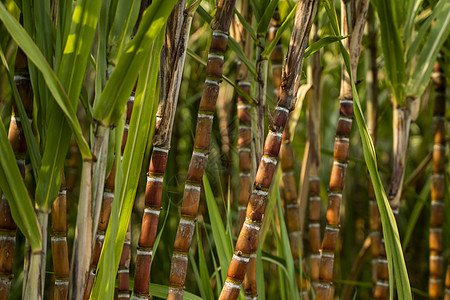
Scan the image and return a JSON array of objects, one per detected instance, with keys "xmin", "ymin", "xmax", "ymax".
[
  {"xmin": 406, "ymin": 0, "xmax": 450, "ymax": 98},
  {"xmin": 303, "ymin": 35, "xmax": 349, "ymax": 58},
  {"xmin": 0, "ymin": 119, "xmax": 41, "ymax": 251},
  {"xmin": 0, "ymin": 48, "xmax": 41, "ymax": 180},
  {"xmin": 375, "ymin": 0, "xmax": 406, "ymax": 106},
  {"xmin": 203, "ymin": 174, "xmax": 234, "ymax": 287},
  {"xmin": 261, "ymin": 3, "xmax": 297, "ymax": 57},
  {"xmin": 0, "ymin": 3, "xmax": 91, "ymax": 159},
  {"xmin": 93, "ymin": 0, "xmax": 178, "ymax": 126},
  {"xmin": 256, "ymin": 243, "xmax": 265, "ymax": 300},
  {"xmin": 276, "ymin": 191, "xmax": 299, "ymax": 300},
  {"xmin": 324, "ymin": 1, "xmax": 412, "ymax": 298},
  {"xmin": 257, "ymin": 0, "xmax": 279, "ymax": 34},
  {"xmin": 91, "ymin": 28, "xmax": 164, "ymax": 297},
  {"xmin": 196, "ymin": 224, "xmax": 215, "ymax": 300},
  {"xmin": 234, "ymin": 8, "xmax": 258, "ymax": 42}
]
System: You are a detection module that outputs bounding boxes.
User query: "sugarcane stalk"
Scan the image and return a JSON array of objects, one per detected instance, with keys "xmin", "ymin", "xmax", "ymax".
[
  {"xmin": 316, "ymin": 1, "xmax": 369, "ymax": 298},
  {"xmin": 272, "ymin": 10, "xmax": 309, "ymax": 298},
  {"xmin": 167, "ymin": 1, "xmax": 236, "ymax": 299},
  {"xmin": 84, "ymin": 94, "xmax": 134, "ymax": 299},
  {"xmin": 364, "ymin": 5, "xmax": 382, "ymax": 295},
  {"xmin": 51, "ymin": 173, "xmax": 70, "ymax": 300},
  {"xmin": 133, "ymin": 1, "xmax": 193, "ymax": 299},
  {"xmin": 69, "ymin": 158, "xmax": 93, "ymax": 300},
  {"xmin": 83, "ymin": 164, "xmax": 116, "ymax": 300},
  {"xmin": 306, "ymin": 21, "xmax": 322, "ymax": 292},
  {"xmin": 117, "ymin": 220, "xmax": 131, "ymax": 299},
  {"xmin": 428, "ymin": 60, "xmax": 445, "ymax": 300},
  {"xmin": 0, "ymin": 47, "xmax": 33, "ymax": 300},
  {"xmin": 219, "ymin": 1, "xmax": 317, "ymax": 299}
]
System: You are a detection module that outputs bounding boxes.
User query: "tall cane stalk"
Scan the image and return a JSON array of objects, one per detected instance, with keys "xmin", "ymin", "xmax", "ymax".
[
  {"xmin": 167, "ymin": 1, "xmax": 236, "ymax": 299},
  {"xmin": 219, "ymin": 1, "xmax": 318, "ymax": 299},
  {"xmin": 133, "ymin": 1, "xmax": 195, "ymax": 298},
  {"xmin": 51, "ymin": 174, "xmax": 70, "ymax": 300},
  {"xmin": 0, "ymin": 47, "xmax": 32, "ymax": 300},
  {"xmin": 306, "ymin": 22, "xmax": 322, "ymax": 292},
  {"xmin": 316, "ymin": 1, "xmax": 368, "ymax": 298},
  {"xmin": 428, "ymin": 60, "xmax": 445, "ymax": 300},
  {"xmin": 273, "ymin": 10, "xmax": 309, "ymax": 298}
]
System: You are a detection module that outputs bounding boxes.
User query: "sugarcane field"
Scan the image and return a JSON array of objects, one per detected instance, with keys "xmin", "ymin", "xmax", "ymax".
[{"xmin": 0, "ymin": 0, "xmax": 449, "ymax": 299}]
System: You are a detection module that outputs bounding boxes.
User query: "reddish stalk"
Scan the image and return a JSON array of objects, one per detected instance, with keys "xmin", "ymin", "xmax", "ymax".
[
  {"xmin": 306, "ymin": 21, "xmax": 322, "ymax": 293},
  {"xmin": 133, "ymin": 1, "xmax": 195, "ymax": 299},
  {"xmin": 51, "ymin": 174, "xmax": 70, "ymax": 300},
  {"xmin": 273, "ymin": 10, "xmax": 309, "ymax": 298},
  {"xmin": 219, "ymin": 1, "xmax": 318, "ymax": 299},
  {"xmin": 166, "ymin": 1, "xmax": 236, "ymax": 299},
  {"xmin": 0, "ymin": 47, "xmax": 33, "ymax": 300},
  {"xmin": 428, "ymin": 61, "xmax": 445, "ymax": 300},
  {"xmin": 316, "ymin": 1, "xmax": 369, "ymax": 298}
]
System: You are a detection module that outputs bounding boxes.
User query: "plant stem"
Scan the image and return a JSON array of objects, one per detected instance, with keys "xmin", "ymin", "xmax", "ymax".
[
  {"xmin": 306, "ymin": 21, "xmax": 322, "ymax": 293},
  {"xmin": 133, "ymin": 1, "xmax": 192, "ymax": 298},
  {"xmin": 91, "ymin": 123, "xmax": 111, "ymax": 246},
  {"xmin": 219, "ymin": 1, "xmax": 317, "ymax": 298},
  {"xmin": 51, "ymin": 175, "xmax": 70, "ymax": 300},
  {"xmin": 316, "ymin": 1, "xmax": 369, "ymax": 298},
  {"xmin": 428, "ymin": 60, "xmax": 445, "ymax": 300},
  {"xmin": 69, "ymin": 159, "xmax": 93, "ymax": 300},
  {"xmin": 167, "ymin": 1, "xmax": 237, "ymax": 299}
]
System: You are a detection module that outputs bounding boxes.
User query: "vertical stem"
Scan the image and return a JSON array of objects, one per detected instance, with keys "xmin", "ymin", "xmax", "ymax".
[
  {"xmin": 364, "ymin": 5, "xmax": 382, "ymax": 296},
  {"xmin": 117, "ymin": 220, "xmax": 131, "ymax": 298},
  {"xmin": 307, "ymin": 22, "xmax": 322, "ymax": 293},
  {"xmin": 219, "ymin": 1, "xmax": 317, "ymax": 299},
  {"xmin": 167, "ymin": 1, "xmax": 237, "ymax": 299},
  {"xmin": 52, "ymin": 174, "xmax": 70, "ymax": 300},
  {"xmin": 133, "ymin": 1, "xmax": 191, "ymax": 298},
  {"xmin": 69, "ymin": 159, "xmax": 93, "ymax": 300},
  {"xmin": 428, "ymin": 61, "xmax": 445, "ymax": 300},
  {"xmin": 91, "ymin": 123, "xmax": 111, "ymax": 246},
  {"xmin": 316, "ymin": 1, "xmax": 369, "ymax": 298}
]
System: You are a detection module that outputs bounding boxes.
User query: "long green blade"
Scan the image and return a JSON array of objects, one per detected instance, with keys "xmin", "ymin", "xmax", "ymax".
[
  {"xmin": 374, "ymin": 0, "xmax": 405, "ymax": 106},
  {"xmin": 406, "ymin": 0, "xmax": 450, "ymax": 98},
  {"xmin": 0, "ymin": 2, "xmax": 91, "ymax": 159},
  {"xmin": 93, "ymin": 0, "xmax": 178, "ymax": 126},
  {"xmin": 0, "ymin": 119, "xmax": 41, "ymax": 251}
]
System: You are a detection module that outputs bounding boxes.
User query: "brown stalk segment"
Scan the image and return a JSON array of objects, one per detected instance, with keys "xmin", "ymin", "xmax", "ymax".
[
  {"xmin": 275, "ymin": 14, "xmax": 309, "ymax": 295},
  {"xmin": 51, "ymin": 174, "xmax": 70, "ymax": 300},
  {"xmin": 364, "ymin": 6, "xmax": 382, "ymax": 291},
  {"xmin": 166, "ymin": 1, "xmax": 236, "ymax": 299},
  {"xmin": 83, "ymin": 166, "xmax": 116, "ymax": 300},
  {"xmin": 118, "ymin": 221, "xmax": 131, "ymax": 299},
  {"xmin": 428, "ymin": 61, "xmax": 446, "ymax": 300},
  {"xmin": 317, "ymin": 1, "xmax": 369, "ymax": 298},
  {"xmin": 237, "ymin": 82, "xmax": 252, "ymax": 229},
  {"xmin": 134, "ymin": 1, "xmax": 193, "ymax": 298},
  {"xmin": 219, "ymin": 1, "xmax": 318, "ymax": 299},
  {"xmin": 0, "ymin": 47, "xmax": 33, "ymax": 299},
  {"xmin": 307, "ymin": 22, "xmax": 322, "ymax": 292}
]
